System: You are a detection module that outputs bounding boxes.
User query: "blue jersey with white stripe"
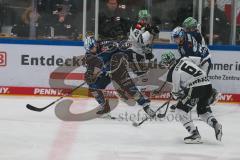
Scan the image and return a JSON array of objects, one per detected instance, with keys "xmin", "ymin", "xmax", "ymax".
[{"xmin": 178, "ymin": 33, "xmax": 208, "ymax": 59}]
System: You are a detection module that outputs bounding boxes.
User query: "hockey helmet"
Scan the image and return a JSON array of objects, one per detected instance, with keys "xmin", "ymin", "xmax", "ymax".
[
  {"xmin": 138, "ymin": 9, "xmax": 151, "ymax": 24},
  {"xmin": 182, "ymin": 17, "xmax": 198, "ymax": 29},
  {"xmin": 84, "ymin": 36, "xmax": 97, "ymax": 52},
  {"xmin": 172, "ymin": 26, "xmax": 185, "ymax": 39},
  {"xmin": 159, "ymin": 51, "xmax": 176, "ymax": 68}
]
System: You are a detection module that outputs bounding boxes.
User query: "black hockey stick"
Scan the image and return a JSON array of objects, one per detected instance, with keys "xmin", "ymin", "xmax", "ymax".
[
  {"xmin": 26, "ymin": 82, "xmax": 86, "ymax": 112},
  {"xmin": 157, "ymin": 90, "xmax": 187, "ymax": 118},
  {"xmin": 132, "ymin": 98, "xmax": 171, "ymax": 127},
  {"xmin": 157, "ymin": 97, "xmax": 171, "ymax": 118},
  {"xmin": 132, "ymin": 81, "xmax": 169, "ymax": 127}
]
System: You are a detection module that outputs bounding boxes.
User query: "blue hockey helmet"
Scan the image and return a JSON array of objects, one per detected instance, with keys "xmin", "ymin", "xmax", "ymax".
[
  {"xmin": 84, "ymin": 36, "xmax": 97, "ymax": 52},
  {"xmin": 171, "ymin": 26, "xmax": 185, "ymax": 39}
]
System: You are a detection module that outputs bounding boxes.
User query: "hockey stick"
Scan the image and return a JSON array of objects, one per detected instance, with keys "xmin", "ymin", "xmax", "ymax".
[
  {"xmin": 157, "ymin": 97, "xmax": 171, "ymax": 118},
  {"xmin": 132, "ymin": 81, "xmax": 169, "ymax": 127},
  {"xmin": 26, "ymin": 82, "xmax": 86, "ymax": 112},
  {"xmin": 132, "ymin": 99, "xmax": 171, "ymax": 127}
]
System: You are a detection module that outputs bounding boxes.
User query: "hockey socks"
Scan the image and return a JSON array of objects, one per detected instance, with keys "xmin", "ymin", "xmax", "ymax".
[
  {"xmin": 90, "ymin": 89, "xmax": 110, "ymax": 115},
  {"xmin": 199, "ymin": 112, "xmax": 222, "ymax": 141}
]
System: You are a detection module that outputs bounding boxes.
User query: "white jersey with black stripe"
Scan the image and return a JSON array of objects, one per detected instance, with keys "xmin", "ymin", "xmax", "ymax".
[
  {"xmin": 128, "ymin": 27, "xmax": 153, "ymax": 56},
  {"xmin": 170, "ymin": 57, "xmax": 211, "ymax": 95}
]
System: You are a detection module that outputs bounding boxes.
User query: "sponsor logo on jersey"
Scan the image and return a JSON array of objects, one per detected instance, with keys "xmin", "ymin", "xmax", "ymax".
[{"xmin": 188, "ymin": 77, "xmax": 209, "ymax": 87}]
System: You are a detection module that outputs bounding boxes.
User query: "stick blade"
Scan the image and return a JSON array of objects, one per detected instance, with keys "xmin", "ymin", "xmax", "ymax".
[
  {"xmin": 157, "ymin": 113, "xmax": 165, "ymax": 118},
  {"xmin": 132, "ymin": 122, "xmax": 140, "ymax": 127},
  {"xmin": 26, "ymin": 104, "xmax": 44, "ymax": 112}
]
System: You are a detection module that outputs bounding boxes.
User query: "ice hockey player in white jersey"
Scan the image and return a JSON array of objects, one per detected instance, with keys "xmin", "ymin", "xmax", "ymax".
[
  {"xmin": 158, "ymin": 51, "xmax": 222, "ymax": 144},
  {"xmin": 126, "ymin": 9, "xmax": 159, "ymax": 75}
]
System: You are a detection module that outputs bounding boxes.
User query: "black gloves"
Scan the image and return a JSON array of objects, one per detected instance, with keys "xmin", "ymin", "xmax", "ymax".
[{"xmin": 145, "ymin": 25, "xmax": 160, "ymax": 35}]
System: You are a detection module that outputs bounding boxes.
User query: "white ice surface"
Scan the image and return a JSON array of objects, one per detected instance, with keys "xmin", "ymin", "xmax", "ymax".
[{"xmin": 0, "ymin": 96, "xmax": 240, "ymax": 160}]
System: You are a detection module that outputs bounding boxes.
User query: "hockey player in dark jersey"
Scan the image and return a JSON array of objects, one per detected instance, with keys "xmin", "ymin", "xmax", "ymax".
[
  {"xmin": 84, "ymin": 36, "xmax": 155, "ymax": 117},
  {"xmin": 182, "ymin": 17, "xmax": 221, "ymax": 103},
  {"xmin": 171, "ymin": 26, "xmax": 211, "ymax": 73},
  {"xmin": 182, "ymin": 17, "xmax": 204, "ymax": 46},
  {"xmin": 157, "ymin": 51, "xmax": 222, "ymax": 144},
  {"xmin": 84, "ymin": 36, "xmax": 115, "ymax": 114}
]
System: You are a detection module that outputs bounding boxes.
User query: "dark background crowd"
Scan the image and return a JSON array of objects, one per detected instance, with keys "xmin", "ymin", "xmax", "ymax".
[{"xmin": 0, "ymin": 0, "xmax": 236, "ymax": 44}]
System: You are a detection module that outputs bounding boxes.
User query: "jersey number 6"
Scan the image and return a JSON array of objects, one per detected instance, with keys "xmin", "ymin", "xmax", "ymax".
[{"xmin": 181, "ymin": 63, "xmax": 203, "ymax": 77}]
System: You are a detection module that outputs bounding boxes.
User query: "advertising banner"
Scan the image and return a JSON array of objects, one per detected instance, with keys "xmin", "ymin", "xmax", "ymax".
[{"xmin": 0, "ymin": 43, "xmax": 240, "ymax": 102}]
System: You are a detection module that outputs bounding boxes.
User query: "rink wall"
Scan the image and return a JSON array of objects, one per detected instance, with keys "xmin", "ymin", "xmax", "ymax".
[{"xmin": 0, "ymin": 39, "xmax": 240, "ymax": 103}]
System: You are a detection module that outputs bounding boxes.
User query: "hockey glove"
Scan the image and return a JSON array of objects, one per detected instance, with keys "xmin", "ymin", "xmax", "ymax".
[
  {"xmin": 145, "ymin": 25, "xmax": 160, "ymax": 36},
  {"xmin": 145, "ymin": 52, "xmax": 154, "ymax": 60},
  {"xmin": 171, "ymin": 91, "xmax": 185, "ymax": 100},
  {"xmin": 200, "ymin": 47, "xmax": 211, "ymax": 66},
  {"xmin": 143, "ymin": 45, "xmax": 154, "ymax": 60},
  {"xmin": 119, "ymin": 41, "xmax": 131, "ymax": 50},
  {"xmin": 151, "ymin": 25, "xmax": 160, "ymax": 35}
]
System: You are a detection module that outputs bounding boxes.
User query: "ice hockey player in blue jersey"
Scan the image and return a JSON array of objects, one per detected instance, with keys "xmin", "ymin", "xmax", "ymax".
[
  {"xmin": 157, "ymin": 51, "xmax": 222, "ymax": 144},
  {"xmin": 182, "ymin": 17, "xmax": 205, "ymax": 46},
  {"xmin": 171, "ymin": 26, "xmax": 211, "ymax": 74},
  {"xmin": 84, "ymin": 36, "xmax": 115, "ymax": 114},
  {"xmin": 182, "ymin": 17, "xmax": 221, "ymax": 96},
  {"xmin": 84, "ymin": 36, "xmax": 156, "ymax": 117}
]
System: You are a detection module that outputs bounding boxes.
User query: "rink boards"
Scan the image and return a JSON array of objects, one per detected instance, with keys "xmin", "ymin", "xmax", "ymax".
[{"xmin": 0, "ymin": 42, "xmax": 240, "ymax": 102}]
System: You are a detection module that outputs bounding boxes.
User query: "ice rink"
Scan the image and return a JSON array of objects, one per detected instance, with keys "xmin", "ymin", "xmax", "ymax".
[{"xmin": 1, "ymin": 96, "xmax": 240, "ymax": 160}]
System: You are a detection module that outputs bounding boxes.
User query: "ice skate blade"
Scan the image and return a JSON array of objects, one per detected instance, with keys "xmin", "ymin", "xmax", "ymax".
[{"xmin": 184, "ymin": 138, "xmax": 203, "ymax": 144}]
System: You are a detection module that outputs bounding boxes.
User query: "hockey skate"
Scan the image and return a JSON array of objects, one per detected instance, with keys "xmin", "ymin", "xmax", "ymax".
[
  {"xmin": 96, "ymin": 100, "xmax": 110, "ymax": 115},
  {"xmin": 169, "ymin": 104, "xmax": 177, "ymax": 112},
  {"xmin": 184, "ymin": 127, "xmax": 202, "ymax": 144},
  {"xmin": 213, "ymin": 122, "xmax": 223, "ymax": 141}
]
